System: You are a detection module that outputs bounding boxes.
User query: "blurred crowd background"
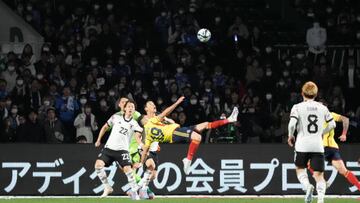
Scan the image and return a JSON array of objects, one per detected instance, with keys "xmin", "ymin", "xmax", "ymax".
[{"xmin": 1, "ymin": 0, "xmax": 360, "ymax": 144}]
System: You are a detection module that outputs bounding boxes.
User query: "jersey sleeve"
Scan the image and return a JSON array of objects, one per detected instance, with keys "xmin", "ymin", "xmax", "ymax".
[
  {"xmin": 290, "ymin": 105, "xmax": 299, "ymax": 121},
  {"xmin": 133, "ymin": 121, "xmax": 143, "ymax": 133},
  {"xmin": 106, "ymin": 115, "xmax": 115, "ymax": 127},
  {"xmin": 331, "ymin": 112, "xmax": 342, "ymax": 122},
  {"xmin": 324, "ymin": 107, "xmax": 334, "ymax": 123}
]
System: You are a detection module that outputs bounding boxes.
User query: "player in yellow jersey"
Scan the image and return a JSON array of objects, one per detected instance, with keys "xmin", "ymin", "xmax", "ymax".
[
  {"xmin": 308, "ymin": 111, "xmax": 360, "ymax": 191},
  {"xmin": 138, "ymin": 96, "xmax": 239, "ymax": 174}
]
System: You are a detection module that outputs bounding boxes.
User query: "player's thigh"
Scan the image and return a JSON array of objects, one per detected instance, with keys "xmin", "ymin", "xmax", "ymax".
[
  {"xmin": 190, "ymin": 131, "xmax": 201, "ymax": 142},
  {"xmin": 114, "ymin": 150, "xmax": 132, "ymax": 170},
  {"xmin": 194, "ymin": 122, "xmax": 209, "ymax": 132},
  {"xmin": 332, "ymin": 159, "xmax": 347, "ymax": 175},
  {"xmin": 172, "ymin": 127, "xmax": 192, "ymax": 143},
  {"xmin": 146, "ymin": 158, "xmax": 156, "ymax": 171},
  {"xmin": 95, "ymin": 148, "xmax": 113, "ymax": 168},
  {"xmin": 310, "ymin": 153, "xmax": 325, "ymax": 172},
  {"xmin": 294, "ymin": 152, "xmax": 309, "ymax": 169}
]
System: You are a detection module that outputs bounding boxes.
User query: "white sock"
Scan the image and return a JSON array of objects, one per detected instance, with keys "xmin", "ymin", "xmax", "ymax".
[
  {"xmin": 96, "ymin": 167, "xmax": 110, "ymax": 187},
  {"xmin": 141, "ymin": 170, "xmax": 152, "ymax": 189},
  {"xmin": 316, "ymin": 180, "xmax": 326, "ymax": 200},
  {"xmin": 297, "ymin": 170, "xmax": 311, "ymax": 191},
  {"xmin": 125, "ymin": 170, "xmax": 137, "ymax": 192}
]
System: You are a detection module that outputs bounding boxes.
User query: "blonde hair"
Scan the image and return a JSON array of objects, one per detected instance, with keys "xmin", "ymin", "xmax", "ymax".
[{"xmin": 302, "ymin": 81, "xmax": 318, "ymax": 99}]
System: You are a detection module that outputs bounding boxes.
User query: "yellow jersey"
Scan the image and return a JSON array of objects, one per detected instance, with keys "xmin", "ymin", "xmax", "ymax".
[
  {"xmin": 323, "ymin": 112, "xmax": 342, "ymax": 149},
  {"xmin": 144, "ymin": 116, "xmax": 180, "ymax": 147}
]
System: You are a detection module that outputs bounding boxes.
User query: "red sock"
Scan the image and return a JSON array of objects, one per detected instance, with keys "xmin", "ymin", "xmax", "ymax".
[
  {"xmin": 207, "ymin": 120, "xmax": 229, "ymax": 129},
  {"xmin": 345, "ymin": 171, "xmax": 360, "ymax": 191},
  {"xmin": 187, "ymin": 140, "xmax": 200, "ymax": 160}
]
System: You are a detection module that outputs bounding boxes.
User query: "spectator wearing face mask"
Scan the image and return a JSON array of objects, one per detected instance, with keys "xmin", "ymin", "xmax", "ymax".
[
  {"xmin": 7, "ymin": 105, "xmax": 20, "ymax": 130},
  {"xmin": 26, "ymin": 79, "xmax": 43, "ymax": 110},
  {"xmin": 0, "ymin": 118, "xmax": 16, "ymax": 142},
  {"xmin": 74, "ymin": 104, "xmax": 98, "ymax": 143},
  {"xmin": 1, "ymin": 62, "xmax": 18, "ymax": 92},
  {"xmin": 38, "ymin": 96, "xmax": 53, "ymax": 123}
]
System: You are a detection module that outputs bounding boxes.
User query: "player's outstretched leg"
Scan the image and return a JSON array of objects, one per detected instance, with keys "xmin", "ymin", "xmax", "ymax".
[
  {"xmin": 296, "ymin": 168, "xmax": 314, "ymax": 203},
  {"xmin": 123, "ymin": 166, "xmax": 140, "ymax": 200},
  {"xmin": 95, "ymin": 160, "xmax": 113, "ymax": 198},
  {"xmin": 332, "ymin": 160, "xmax": 360, "ymax": 191},
  {"xmin": 138, "ymin": 158, "xmax": 157, "ymax": 199}
]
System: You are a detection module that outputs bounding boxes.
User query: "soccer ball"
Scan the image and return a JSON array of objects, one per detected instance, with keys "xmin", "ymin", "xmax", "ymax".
[{"xmin": 197, "ymin": 28, "xmax": 211, "ymax": 43}]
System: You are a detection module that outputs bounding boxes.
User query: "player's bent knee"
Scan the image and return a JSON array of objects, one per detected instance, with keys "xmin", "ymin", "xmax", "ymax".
[
  {"xmin": 191, "ymin": 132, "xmax": 201, "ymax": 142},
  {"xmin": 95, "ymin": 160, "xmax": 105, "ymax": 169}
]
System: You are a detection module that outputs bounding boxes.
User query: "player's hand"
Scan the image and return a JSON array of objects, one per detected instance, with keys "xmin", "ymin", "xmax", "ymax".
[
  {"xmin": 95, "ymin": 141, "xmax": 101, "ymax": 148},
  {"xmin": 133, "ymin": 163, "xmax": 143, "ymax": 169},
  {"xmin": 339, "ymin": 134, "xmax": 347, "ymax": 142},
  {"xmin": 287, "ymin": 136, "xmax": 295, "ymax": 147},
  {"xmin": 176, "ymin": 96, "xmax": 185, "ymax": 104}
]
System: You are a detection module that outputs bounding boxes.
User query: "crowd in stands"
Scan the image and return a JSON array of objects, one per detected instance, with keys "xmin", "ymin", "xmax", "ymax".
[{"xmin": 1, "ymin": 0, "xmax": 360, "ymax": 144}]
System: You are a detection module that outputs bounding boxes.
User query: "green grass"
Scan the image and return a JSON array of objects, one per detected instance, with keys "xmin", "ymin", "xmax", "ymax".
[{"xmin": 0, "ymin": 198, "xmax": 358, "ymax": 203}]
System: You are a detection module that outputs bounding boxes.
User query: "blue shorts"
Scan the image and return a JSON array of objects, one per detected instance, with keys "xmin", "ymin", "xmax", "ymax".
[
  {"xmin": 172, "ymin": 126, "xmax": 195, "ymax": 143},
  {"xmin": 324, "ymin": 147, "xmax": 342, "ymax": 163}
]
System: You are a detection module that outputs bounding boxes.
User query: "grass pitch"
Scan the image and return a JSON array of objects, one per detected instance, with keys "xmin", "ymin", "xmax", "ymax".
[{"xmin": 0, "ymin": 198, "xmax": 359, "ymax": 203}]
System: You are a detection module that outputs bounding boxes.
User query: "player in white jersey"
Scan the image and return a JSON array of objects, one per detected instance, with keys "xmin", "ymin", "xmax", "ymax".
[
  {"xmin": 94, "ymin": 100, "xmax": 143, "ymax": 200},
  {"xmin": 288, "ymin": 81, "xmax": 336, "ymax": 203}
]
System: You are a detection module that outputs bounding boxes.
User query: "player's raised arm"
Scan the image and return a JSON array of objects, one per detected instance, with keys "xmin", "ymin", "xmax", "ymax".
[
  {"xmin": 339, "ymin": 115, "xmax": 349, "ymax": 142},
  {"xmin": 95, "ymin": 123, "xmax": 110, "ymax": 147},
  {"xmin": 158, "ymin": 96, "xmax": 185, "ymax": 120}
]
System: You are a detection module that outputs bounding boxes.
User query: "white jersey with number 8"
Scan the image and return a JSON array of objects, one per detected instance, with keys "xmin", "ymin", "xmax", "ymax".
[{"xmin": 290, "ymin": 100, "xmax": 333, "ymax": 153}]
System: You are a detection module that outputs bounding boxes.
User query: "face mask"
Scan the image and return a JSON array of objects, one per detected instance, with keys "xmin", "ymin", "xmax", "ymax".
[
  {"xmin": 265, "ymin": 47, "xmax": 272, "ymax": 53},
  {"xmin": 85, "ymin": 108, "xmax": 91, "ymax": 114},
  {"xmin": 154, "ymin": 59, "xmax": 160, "ymax": 63},
  {"xmin": 118, "ymin": 60, "xmax": 125, "ymax": 65},
  {"xmin": 139, "ymin": 49, "xmax": 146, "ymax": 55},
  {"xmin": 215, "ymin": 17, "xmax": 221, "ymax": 23},
  {"xmin": 181, "ymin": 58, "xmax": 186, "ymax": 63},
  {"xmin": 80, "ymin": 98, "xmax": 87, "ymax": 104},
  {"xmin": 90, "ymin": 60, "xmax": 98, "ymax": 66},
  {"xmin": 189, "ymin": 7, "xmax": 196, "ymax": 13},
  {"xmin": 179, "ymin": 10, "xmax": 184, "ymax": 15},
  {"xmin": 26, "ymin": 5, "xmax": 32, "ymax": 11},
  {"xmin": 283, "ymin": 71, "xmax": 290, "ymax": 77},
  {"xmin": 266, "ymin": 93, "xmax": 272, "ymax": 100},
  {"xmin": 106, "ymin": 4, "xmax": 114, "ymax": 10},
  {"xmin": 8, "ymin": 66, "xmax": 15, "ymax": 72},
  {"xmin": 153, "ymin": 80, "xmax": 159, "ymax": 86},
  {"xmin": 17, "ymin": 80, "xmax": 24, "ymax": 86},
  {"xmin": 143, "ymin": 94, "xmax": 148, "ymax": 100},
  {"xmin": 214, "ymin": 98, "xmax": 220, "ymax": 104},
  {"xmin": 44, "ymin": 100, "xmax": 50, "ymax": 106},
  {"xmin": 203, "ymin": 97, "xmax": 209, "ymax": 102},
  {"xmin": 200, "ymin": 59, "xmax": 206, "ymax": 64},
  {"xmin": 80, "ymin": 90, "xmax": 87, "ymax": 95},
  {"xmin": 171, "ymin": 97, "xmax": 177, "ymax": 103},
  {"xmin": 157, "ymin": 99, "xmax": 163, "ymax": 105},
  {"xmin": 296, "ymin": 53, "xmax": 304, "ymax": 59},
  {"xmin": 120, "ymin": 51, "xmax": 126, "ymax": 56},
  {"xmin": 94, "ymin": 4, "xmax": 100, "ymax": 10},
  {"xmin": 105, "ymin": 70, "xmax": 112, "ymax": 75},
  {"xmin": 177, "ymin": 68, "xmax": 183, "ymax": 73},
  {"xmin": 278, "ymin": 81, "xmax": 285, "ymax": 86},
  {"xmin": 326, "ymin": 7, "xmax": 332, "ymax": 13},
  {"xmin": 36, "ymin": 74, "xmax": 44, "ymax": 80},
  {"xmin": 266, "ymin": 70, "xmax": 272, "ymax": 76},
  {"xmin": 190, "ymin": 99, "xmax": 197, "ymax": 105},
  {"xmin": 161, "ymin": 12, "xmax": 167, "ymax": 17},
  {"xmin": 285, "ymin": 60, "xmax": 291, "ymax": 66},
  {"xmin": 109, "ymin": 91, "xmax": 115, "ymax": 96},
  {"xmin": 164, "ymin": 79, "xmax": 168, "ymax": 85},
  {"xmin": 307, "ymin": 12, "xmax": 314, "ymax": 17},
  {"xmin": 106, "ymin": 49, "xmax": 112, "ymax": 55},
  {"xmin": 135, "ymin": 81, "xmax": 142, "ymax": 88},
  {"xmin": 100, "ymin": 101, "xmax": 107, "ymax": 107},
  {"xmin": 43, "ymin": 47, "xmax": 50, "ymax": 52},
  {"xmin": 205, "ymin": 88, "xmax": 211, "ymax": 92},
  {"xmin": 11, "ymin": 109, "xmax": 18, "ymax": 114}
]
